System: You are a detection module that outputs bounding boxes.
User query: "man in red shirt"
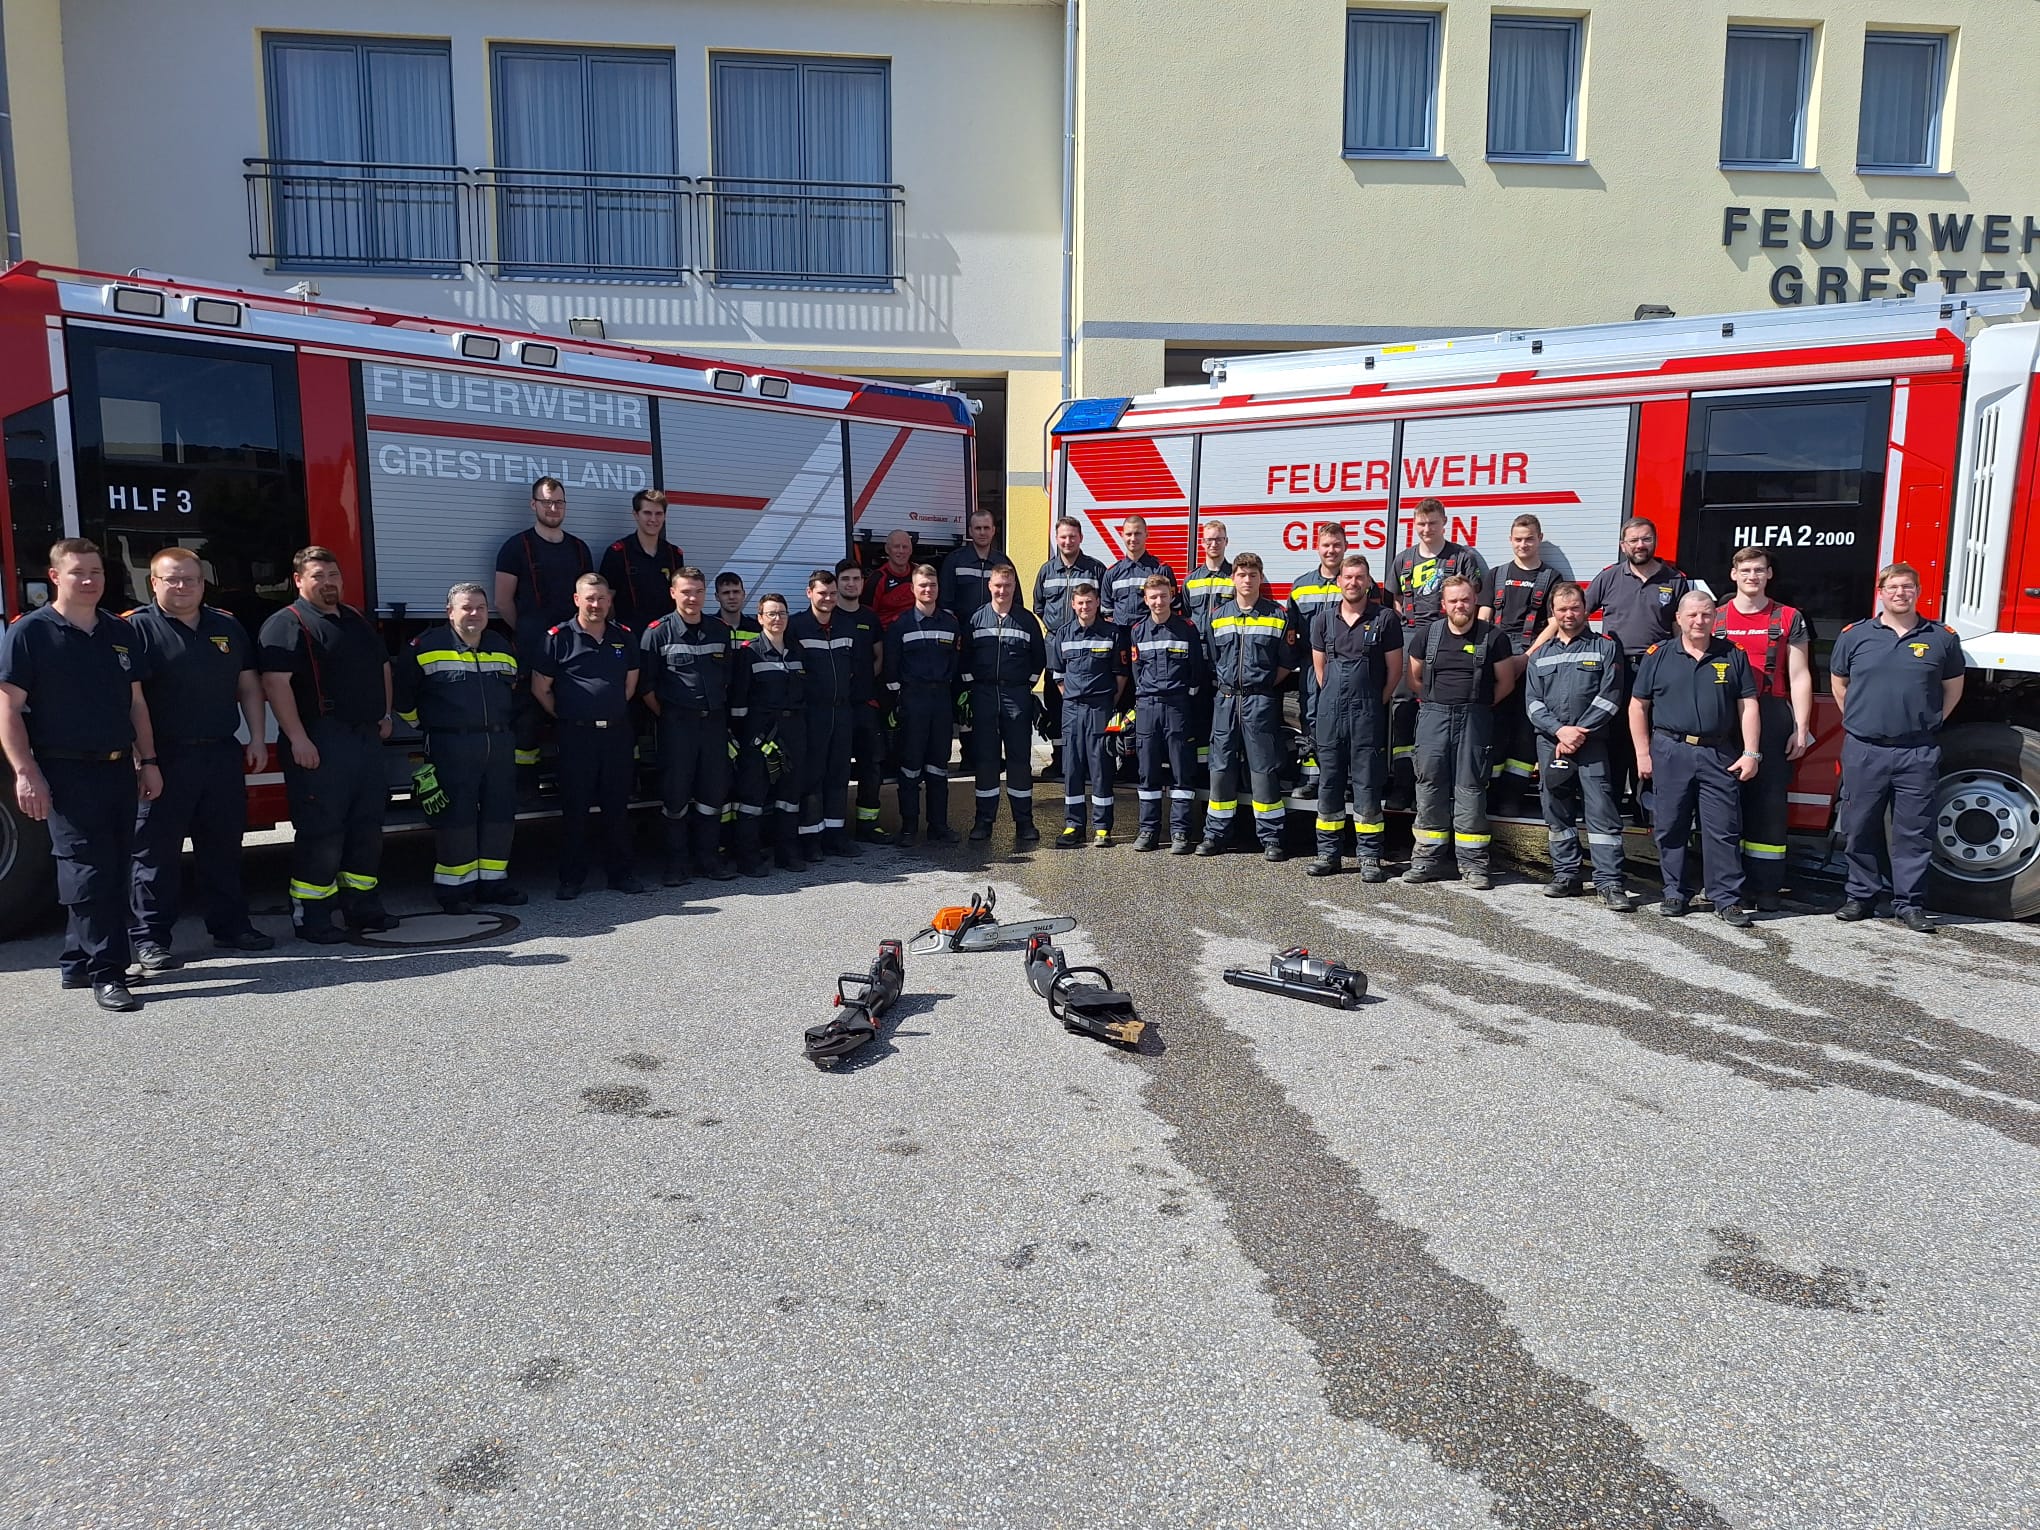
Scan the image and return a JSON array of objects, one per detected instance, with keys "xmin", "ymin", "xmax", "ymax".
[
  {"xmin": 870, "ymin": 529, "xmax": 919, "ymax": 629},
  {"xmin": 1715, "ymin": 545, "xmax": 1815, "ymax": 910}
]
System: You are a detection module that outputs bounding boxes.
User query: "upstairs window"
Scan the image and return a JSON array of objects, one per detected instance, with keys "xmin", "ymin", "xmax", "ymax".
[
  {"xmin": 1858, "ymin": 32, "xmax": 1947, "ymax": 172},
  {"xmin": 490, "ymin": 45, "xmax": 680, "ymax": 276},
  {"xmin": 261, "ymin": 35, "xmax": 457, "ymax": 268},
  {"xmin": 1487, "ymin": 16, "xmax": 1582, "ymax": 161},
  {"xmin": 1344, "ymin": 10, "xmax": 1441, "ymax": 157},
  {"xmin": 1720, "ymin": 27, "xmax": 1811, "ymax": 168},
  {"xmin": 709, "ymin": 56, "xmax": 894, "ymax": 286}
]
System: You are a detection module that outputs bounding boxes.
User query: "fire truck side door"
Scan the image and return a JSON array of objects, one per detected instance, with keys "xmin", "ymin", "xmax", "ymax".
[
  {"xmin": 63, "ymin": 325, "xmax": 308, "ymax": 633},
  {"xmin": 1678, "ymin": 384, "xmax": 1891, "ymax": 666}
]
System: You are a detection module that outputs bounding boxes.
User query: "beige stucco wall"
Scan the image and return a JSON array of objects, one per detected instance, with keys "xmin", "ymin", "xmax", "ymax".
[
  {"xmin": 1072, "ymin": 0, "xmax": 2040, "ymax": 399},
  {"xmin": 4, "ymin": 0, "xmax": 78, "ymax": 263}
]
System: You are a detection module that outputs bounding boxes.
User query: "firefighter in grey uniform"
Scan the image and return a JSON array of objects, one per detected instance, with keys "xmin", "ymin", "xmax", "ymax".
[
  {"xmin": 884, "ymin": 564, "xmax": 962, "ymax": 845},
  {"xmin": 641, "ymin": 567, "xmax": 736, "ymax": 884},
  {"xmin": 1183, "ymin": 519, "xmax": 1233, "ymax": 776},
  {"xmin": 1129, "ymin": 575, "xmax": 1204, "ymax": 852},
  {"xmin": 1387, "ymin": 498, "xmax": 1489, "ymax": 809},
  {"xmin": 1032, "ymin": 516, "xmax": 1106, "ymax": 777},
  {"xmin": 730, "ymin": 594, "xmax": 807, "ymax": 874},
  {"xmin": 1197, "ymin": 553, "xmax": 1295, "ymax": 861},
  {"xmin": 965, "ymin": 563, "xmax": 1045, "ymax": 842},
  {"xmin": 1523, "ymin": 582, "xmax": 1639, "ymax": 911},
  {"xmin": 1307, "ymin": 554, "xmax": 1401, "ymax": 881},
  {"xmin": 1285, "ymin": 521, "xmax": 1347, "ymax": 761},
  {"xmin": 1046, "ymin": 582, "xmax": 1129, "ymax": 847},
  {"xmin": 1403, "ymin": 574, "xmax": 1514, "ymax": 890},
  {"xmin": 392, "ymin": 582, "xmax": 524, "ymax": 913}
]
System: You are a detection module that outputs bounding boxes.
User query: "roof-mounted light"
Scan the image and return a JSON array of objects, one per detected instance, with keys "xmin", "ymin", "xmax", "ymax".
[
  {"xmin": 519, "ymin": 342, "xmax": 560, "ymax": 368},
  {"xmin": 457, "ymin": 333, "xmax": 502, "ymax": 362},
  {"xmin": 710, "ymin": 369, "xmax": 746, "ymax": 393},
  {"xmin": 111, "ymin": 286, "xmax": 166, "ymax": 318},
  {"xmin": 757, "ymin": 376, "xmax": 791, "ymax": 400},
  {"xmin": 191, "ymin": 298, "xmax": 243, "ymax": 327}
]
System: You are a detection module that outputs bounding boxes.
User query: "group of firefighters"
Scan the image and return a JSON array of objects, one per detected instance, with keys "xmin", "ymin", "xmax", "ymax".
[{"xmin": 0, "ymin": 476, "xmax": 1966, "ymax": 1013}]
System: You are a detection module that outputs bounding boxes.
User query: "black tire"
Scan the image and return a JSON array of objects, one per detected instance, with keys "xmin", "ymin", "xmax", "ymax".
[
  {"xmin": 0, "ymin": 778, "xmax": 56, "ymax": 939},
  {"xmin": 1928, "ymin": 723, "xmax": 2040, "ymax": 922}
]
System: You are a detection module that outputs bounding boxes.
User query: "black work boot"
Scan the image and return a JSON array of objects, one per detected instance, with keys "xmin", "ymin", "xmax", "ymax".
[
  {"xmin": 1357, "ymin": 859, "xmax": 1389, "ymax": 884},
  {"xmin": 1013, "ymin": 817, "xmax": 1041, "ymax": 845},
  {"xmin": 1544, "ymin": 874, "xmax": 1584, "ymax": 899},
  {"xmin": 1307, "ymin": 854, "xmax": 1341, "ymax": 878},
  {"xmin": 1402, "ymin": 857, "xmax": 1446, "ymax": 885},
  {"xmin": 1600, "ymin": 886, "xmax": 1641, "ymax": 912},
  {"xmin": 1132, "ymin": 829, "xmax": 1159, "ymax": 852}
]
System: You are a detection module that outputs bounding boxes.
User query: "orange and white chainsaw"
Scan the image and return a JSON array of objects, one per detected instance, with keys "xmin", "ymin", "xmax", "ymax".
[{"xmin": 907, "ymin": 886, "xmax": 1076, "ymax": 955}]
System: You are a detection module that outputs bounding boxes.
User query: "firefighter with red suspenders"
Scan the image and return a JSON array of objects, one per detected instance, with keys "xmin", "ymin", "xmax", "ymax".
[{"xmin": 1716, "ymin": 546, "xmax": 1816, "ymax": 911}]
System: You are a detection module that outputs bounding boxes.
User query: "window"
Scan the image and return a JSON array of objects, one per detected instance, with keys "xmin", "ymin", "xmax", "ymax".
[
  {"xmin": 1859, "ymin": 32, "xmax": 1947, "ymax": 172},
  {"xmin": 1720, "ymin": 27, "xmax": 1811, "ymax": 167},
  {"xmin": 1487, "ymin": 16, "xmax": 1581, "ymax": 160},
  {"xmin": 491, "ymin": 45, "xmax": 680, "ymax": 276},
  {"xmin": 1344, "ymin": 11, "xmax": 1441, "ymax": 156},
  {"xmin": 709, "ymin": 56, "xmax": 893, "ymax": 285},
  {"xmin": 262, "ymin": 35, "xmax": 457, "ymax": 268},
  {"xmin": 1699, "ymin": 397, "xmax": 1874, "ymax": 507}
]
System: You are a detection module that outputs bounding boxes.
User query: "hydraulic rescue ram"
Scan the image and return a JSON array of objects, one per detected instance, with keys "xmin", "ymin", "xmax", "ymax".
[
  {"xmin": 1221, "ymin": 947, "xmax": 1368, "ymax": 1009},
  {"xmin": 908, "ymin": 887, "xmax": 1076, "ymax": 955},
  {"xmin": 804, "ymin": 940, "xmax": 907, "ymax": 1068},
  {"xmin": 1024, "ymin": 933, "xmax": 1147, "ymax": 1048}
]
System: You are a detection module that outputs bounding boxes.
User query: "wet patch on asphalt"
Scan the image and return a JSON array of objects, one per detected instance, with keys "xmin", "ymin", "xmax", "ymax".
[
  {"xmin": 580, "ymin": 1084, "xmax": 651, "ymax": 1116},
  {"xmin": 436, "ymin": 1437, "xmax": 516, "ymax": 1493},
  {"xmin": 517, "ymin": 1356, "xmax": 576, "ymax": 1393},
  {"xmin": 1703, "ymin": 1227, "xmax": 1888, "ymax": 1314},
  {"xmin": 1004, "ymin": 855, "xmax": 1735, "ymax": 1530}
]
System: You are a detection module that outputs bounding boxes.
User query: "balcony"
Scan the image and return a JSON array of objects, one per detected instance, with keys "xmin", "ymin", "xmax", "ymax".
[{"xmin": 244, "ymin": 159, "xmax": 907, "ymax": 286}]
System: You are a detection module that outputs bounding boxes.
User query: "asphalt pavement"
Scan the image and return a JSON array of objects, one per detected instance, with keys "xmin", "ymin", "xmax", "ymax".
[{"xmin": 0, "ymin": 795, "xmax": 2034, "ymax": 1529}]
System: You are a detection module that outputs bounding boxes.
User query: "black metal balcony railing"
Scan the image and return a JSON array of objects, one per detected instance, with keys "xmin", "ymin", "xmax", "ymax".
[
  {"xmin": 243, "ymin": 159, "xmax": 906, "ymax": 284},
  {"xmin": 244, "ymin": 159, "xmax": 464, "ymax": 271}
]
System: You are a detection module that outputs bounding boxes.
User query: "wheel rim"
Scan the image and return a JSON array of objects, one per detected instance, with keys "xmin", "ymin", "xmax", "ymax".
[{"xmin": 1933, "ymin": 767, "xmax": 2040, "ymax": 884}]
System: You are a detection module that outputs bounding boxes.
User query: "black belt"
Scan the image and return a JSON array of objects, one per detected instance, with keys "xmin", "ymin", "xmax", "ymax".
[
  {"xmin": 312, "ymin": 718, "xmax": 382, "ymax": 734},
  {"xmin": 657, "ymin": 705, "xmax": 717, "ymax": 717},
  {"xmin": 39, "ymin": 748, "xmax": 127, "ymax": 762},
  {"xmin": 563, "ymin": 718, "xmax": 627, "ymax": 729},
  {"xmin": 161, "ymin": 736, "xmax": 235, "ymax": 746},
  {"xmin": 1216, "ymin": 684, "xmax": 1275, "ymax": 698},
  {"xmin": 1848, "ymin": 729, "xmax": 1937, "ymax": 749},
  {"xmin": 427, "ymin": 724, "xmax": 508, "ymax": 735},
  {"xmin": 1655, "ymin": 728, "xmax": 1730, "ymax": 746}
]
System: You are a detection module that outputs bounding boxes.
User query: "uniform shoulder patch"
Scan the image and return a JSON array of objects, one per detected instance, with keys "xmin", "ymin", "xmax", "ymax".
[
  {"xmin": 1644, "ymin": 642, "xmax": 1661, "ymax": 654},
  {"xmin": 547, "ymin": 622, "xmax": 568, "ymax": 636}
]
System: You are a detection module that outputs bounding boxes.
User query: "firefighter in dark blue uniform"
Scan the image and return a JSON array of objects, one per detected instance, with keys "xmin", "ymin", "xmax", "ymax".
[
  {"xmin": 1183, "ymin": 519, "xmax": 1233, "ymax": 777},
  {"xmin": 713, "ymin": 571, "xmax": 762, "ymax": 847},
  {"xmin": 834, "ymin": 557, "xmax": 891, "ymax": 843},
  {"xmin": 1627, "ymin": 591, "xmax": 1761, "ymax": 926},
  {"xmin": 597, "ymin": 489, "xmax": 683, "ymax": 633},
  {"xmin": 532, "ymin": 573, "xmax": 642, "ymax": 898},
  {"xmin": 1197, "ymin": 553, "xmax": 1295, "ymax": 861},
  {"xmin": 259, "ymin": 546, "xmax": 395, "ymax": 943},
  {"xmin": 1285, "ymin": 521, "xmax": 1347, "ymax": 764},
  {"xmin": 1524, "ymin": 582, "xmax": 1639, "ymax": 911},
  {"xmin": 1404, "ymin": 576, "xmax": 1514, "ymax": 889},
  {"xmin": 883, "ymin": 564, "xmax": 962, "ymax": 845},
  {"xmin": 786, "ymin": 569, "xmax": 859, "ymax": 858},
  {"xmin": 730, "ymin": 593, "xmax": 808, "ymax": 874},
  {"xmin": 1047, "ymin": 581, "xmax": 1128, "ymax": 848},
  {"xmin": 1129, "ymin": 573, "xmax": 1205, "ymax": 852},
  {"xmin": 0, "ymin": 539, "xmax": 162, "ymax": 1011},
  {"xmin": 641, "ymin": 567, "xmax": 736, "ymax": 885},
  {"xmin": 393, "ymin": 582, "xmax": 523, "ymax": 913},
  {"xmin": 1033, "ymin": 516, "xmax": 1107, "ymax": 777},
  {"xmin": 1307, "ymin": 554, "xmax": 1402, "ymax": 881},
  {"xmin": 1829, "ymin": 562, "xmax": 1967, "ymax": 932},
  {"xmin": 125, "ymin": 546, "xmax": 272, "ymax": 966},
  {"xmin": 940, "ymin": 510, "xmax": 1011, "ymax": 624},
  {"xmin": 1582, "ymin": 516, "xmax": 1692, "ymax": 818},
  {"xmin": 495, "ymin": 476, "xmax": 594, "ymax": 789},
  {"xmin": 1101, "ymin": 514, "xmax": 1179, "ymax": 629},
  {"xmin": 964, "ymin": 563, "xmax": 1046, "ymax": 843}
]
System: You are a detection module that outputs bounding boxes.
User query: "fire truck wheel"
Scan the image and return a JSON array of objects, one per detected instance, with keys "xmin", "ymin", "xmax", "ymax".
[
  {"xmin": 1928, "ymin": 723, "xmax": 2040, "ymax": 922},
  {"xmin": 0, "ymin": 779, "xmax": 57, "ymax": 939}
]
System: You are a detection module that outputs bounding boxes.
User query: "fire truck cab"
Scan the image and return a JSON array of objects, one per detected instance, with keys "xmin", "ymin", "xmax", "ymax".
[
  {"xmin": 1051, "ymin": 286, "xmax": 2040, "ymax": 920},
  {"xmin": 0, "ymin": 264, "xmax": 975, "ymax": 935}
]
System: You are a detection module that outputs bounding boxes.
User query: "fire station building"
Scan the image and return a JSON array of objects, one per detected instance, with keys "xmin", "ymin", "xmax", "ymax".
[{"xmin": 5, "ymin": 0, "xmax": 2038, "ymax": 577}]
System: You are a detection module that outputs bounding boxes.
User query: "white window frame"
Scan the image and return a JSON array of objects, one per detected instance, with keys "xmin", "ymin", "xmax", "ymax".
[
  {"xmin": 1718, "ymin": 26, "xmax": 1813, "ymax": 170},
  {"xmin": 1342, "ymin": 9, "xmax": 1443, "ymax": 159},
  {"xmin": 1857, "ymin": 31, "xmax": 1948, "ymax": 175},
  {"xmin": 1485, "ymin": 15, "xmax": 1584, "ymax": 163}
]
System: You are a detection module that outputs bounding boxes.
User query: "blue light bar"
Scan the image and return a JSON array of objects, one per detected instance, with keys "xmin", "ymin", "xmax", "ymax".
[{"xmin": 1052, "ymin": 397, "xmax": 1133, "ymax": 434}]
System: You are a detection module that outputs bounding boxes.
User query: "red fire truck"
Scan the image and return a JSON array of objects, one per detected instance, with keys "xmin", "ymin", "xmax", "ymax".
[
  {"xmin": 0, "ymin": 263, "xmax": 974, "ymax": 933},
  {"xmin": 1051, "ymin": 286, "xmax": 2040, "ymax": 920}
]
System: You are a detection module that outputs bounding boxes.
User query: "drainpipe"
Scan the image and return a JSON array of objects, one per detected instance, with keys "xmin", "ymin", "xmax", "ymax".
[{"xmin": 1058, "ymin": 0, "xmax": 1077, "ymax": 403}]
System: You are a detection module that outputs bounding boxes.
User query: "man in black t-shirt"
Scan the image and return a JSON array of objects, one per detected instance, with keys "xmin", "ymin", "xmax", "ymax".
[
  {"xmin": 1403, "ymin": 574, "xmax": 1514, "ymax": 889},
  {"xmin": 1387, "ymin": 497, "xmax": 1488, "ymax": 809},
  {"xmin": 258, "ymin": 546, "xmax": 394, "ymax": 943},
  {"xmin": 494, "ymin": 475, "xmax": 594, "ymax": 788},
  {"xmin": 1480, "ymin": 513, "xmax": 1560, "ymax": 814}
]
